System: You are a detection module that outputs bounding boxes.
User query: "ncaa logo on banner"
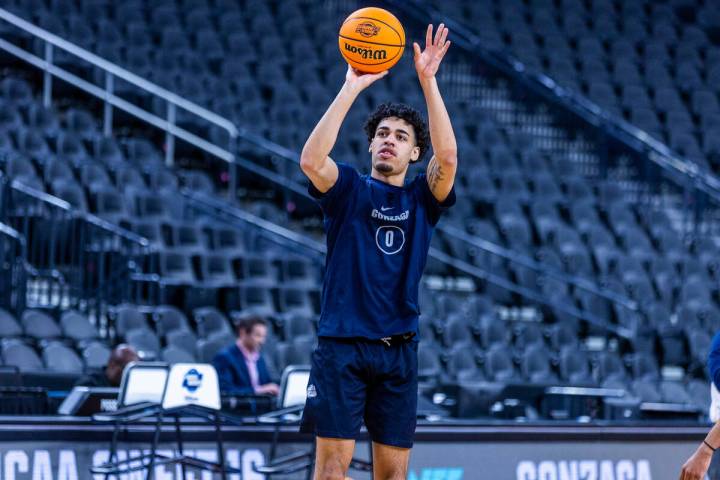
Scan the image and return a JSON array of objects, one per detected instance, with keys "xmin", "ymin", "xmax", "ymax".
[{"xmin": 375, "ymin": 226, "xmax": 405, "ymax": 255}]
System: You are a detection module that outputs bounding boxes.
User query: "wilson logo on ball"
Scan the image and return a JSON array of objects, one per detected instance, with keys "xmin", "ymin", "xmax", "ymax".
[
  {"xmin": 343, "ymin": 42, "xmax": 387, "ymax": 60},
  {"xmin": 338, "ymin": 7, "xmax": 405, "ymax": 73},
  {"xmin": 355, "ymin": 22, "xmax": 380, "ymax": 38}
]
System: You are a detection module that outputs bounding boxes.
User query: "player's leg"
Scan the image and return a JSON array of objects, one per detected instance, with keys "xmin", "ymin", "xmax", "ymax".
[
  {"xmin": 371, "ymin": 442, "xmax": 411, "ymax": 480},
  {"xmin": 364, "ymin": 340, "xmax": 419, "ymax": 480},
  {"xmin": 314, "ymin": 437, "xmax": 356, "ymax": 480},
  {"xmin": 299, "ymin": 339, "xmax": 367, "ymax": 480}
]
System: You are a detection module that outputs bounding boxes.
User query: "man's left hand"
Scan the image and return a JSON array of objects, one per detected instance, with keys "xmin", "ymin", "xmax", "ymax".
[
  {"xmin": 414, "ymin": 23, "xmax": 451, "ymax": 80},
  {"xmin": 256, "ymin": 383, "xmax": 280, "ymax": 396}
]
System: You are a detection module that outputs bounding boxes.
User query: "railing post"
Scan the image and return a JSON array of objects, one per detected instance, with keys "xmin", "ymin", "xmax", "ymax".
[
  {"xmin": 165, "ymin": 102, "xmax": 176, "ymax": 167},
  {"xmin": 103, "ymin": 72, "xmax": 114, "ymax": 137},
  {"xmin": 43, "ymin": 42, "xmax": 53, "ymax": 107},
  {"xmin": 229, "ymin": 134, "xmax": 237, "ymax": 201}
]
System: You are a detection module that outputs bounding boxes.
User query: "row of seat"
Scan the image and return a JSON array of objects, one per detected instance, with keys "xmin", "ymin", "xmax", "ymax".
[{"xmin": 427, "ymin": 0, "xmax": 720, "ymax": 174}]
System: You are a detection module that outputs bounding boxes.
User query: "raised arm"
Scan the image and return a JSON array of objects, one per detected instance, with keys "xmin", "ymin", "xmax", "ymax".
[
  {"xmin": 300, "ymin": 66, "xmax": 387, "ymax": 193},
  {"xmin": 414, "ymin": 24, "xmax": 457, "ymax": 202}
]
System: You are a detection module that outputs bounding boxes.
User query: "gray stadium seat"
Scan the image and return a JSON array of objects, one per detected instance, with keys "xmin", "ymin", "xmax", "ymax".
[
  {"xmin": 82, "ymin": 341, "xmax": 111, "ymax": 370},
  {"xmin": 197, "ymin": 332, "xmax": 231, "ymax": 363},
  {"xmin": 125, "ymin": 328, "xmax": 160, "ymax": 360},
  {"xmin": 0, "ymin": 309, "xmax": 22, "ymax": 337},
  {"xmin": 485, "ymin": 344, "xmax": 518, "ymax": 381},
  {"xmin": 21, "ymin": 310, "xmax": 62, "ymax": 340},
  {"xmin": 42, "ymin": 341, "xmax": 83, "ymax": 373},
  {"xmin": 2, "ymin": 340, "xmax": 43, "ymax": 372},
  {"xmin": 162, "ymin": 345, "xmax": 196, "ymax": 364},
  {"xmin": 60, "ymin": 310, "xmax": 98, "ymax": 342},
  {"xmin": 114, "ymin": 304, "xmax": 148, "ymax": 337},
  {"xmin": 152, "ymin": 305, "xmax": 190, "ymax": 336},
  {"xmin": 194, "ymin": 307, "xmax": 232, "ymax": 338}
]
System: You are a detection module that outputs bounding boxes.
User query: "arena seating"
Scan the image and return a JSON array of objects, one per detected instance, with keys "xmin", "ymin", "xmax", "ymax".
[
  {"xmin": 0, "ymin": 0, "xmax": 717, "ymax": 419},
  {"xmin": 426, "ymin": 0, "xmax": 720, "ymax": 174}
]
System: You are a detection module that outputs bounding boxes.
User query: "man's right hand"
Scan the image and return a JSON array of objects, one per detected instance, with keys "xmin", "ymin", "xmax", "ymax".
[
  {"xmin": 256, "ymin": 383, "xmax": 280, "ymax": 396},
  {"xmin": 344, "ymin": 65, "xmax": 388, "ymax": 95}
]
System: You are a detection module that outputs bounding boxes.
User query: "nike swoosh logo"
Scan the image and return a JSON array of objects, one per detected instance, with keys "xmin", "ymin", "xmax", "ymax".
[{"xmin": 380, "ymin": 206, "xmax": 393, "ymax": 212}]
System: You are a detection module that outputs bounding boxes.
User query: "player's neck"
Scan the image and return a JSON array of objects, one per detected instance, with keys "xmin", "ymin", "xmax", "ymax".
[{"xmin": 370, "ymin": 168, "xmax": 406, "ymax": 187}]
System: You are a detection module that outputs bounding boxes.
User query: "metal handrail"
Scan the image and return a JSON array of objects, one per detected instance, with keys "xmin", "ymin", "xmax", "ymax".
[
  {"xmin": 387, "ymin": 0, "xmax": 720, "ymax": 203},
  {"xmin": 429, "ymin": 247, "xmax": 630, "ymax": 337},
  {"xmin": 441, "ymin": 224, "xmax": 638, "ymax": 310},
  {"xmin": 0, "ymin": 7, "xmax": 239, "ymax": 197},
  {"xmin": 10, "ymin": 180, "xmax": 150, "ymax": 248},
  {"xmin": 182, "ymin": 190, "xmax": 326, "ymax": 256},
  {"xmin": 0, "ymin": 221, "xmax": 24, "ymax": 244}
]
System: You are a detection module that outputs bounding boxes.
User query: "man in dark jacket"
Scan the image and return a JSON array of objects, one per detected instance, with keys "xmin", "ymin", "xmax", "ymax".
[
  {"xmin": 212, "ymin": 316, "xmax": 279, "ymax": 396},
  {"xmin": 74, "ymin": 344, "xmax": 139, "ymax": 388}
]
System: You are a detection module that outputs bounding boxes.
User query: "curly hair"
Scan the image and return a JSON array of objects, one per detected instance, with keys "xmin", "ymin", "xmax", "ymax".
[{"xmin": 363, "ymin": 102, "xmax": 430, "ymax": 163}]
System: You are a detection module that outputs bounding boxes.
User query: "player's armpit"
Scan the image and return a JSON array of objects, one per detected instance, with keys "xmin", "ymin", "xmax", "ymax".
[
  {"xmin": 300, "ymin": 154, "xmax": 339, "ymax": 194},
  {"xmin": 426, "ymin": 154, "xmax": 457, "ymax": 202}
]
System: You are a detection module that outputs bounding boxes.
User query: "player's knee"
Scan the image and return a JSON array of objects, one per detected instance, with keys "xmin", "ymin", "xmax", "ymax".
[
  {"xmin": 314, "ymin": 462, "xmax": 348, "ymax": 480},
  {"xmin": 375, "ymin": 469, "xmax": 408, "ymax": 480}
]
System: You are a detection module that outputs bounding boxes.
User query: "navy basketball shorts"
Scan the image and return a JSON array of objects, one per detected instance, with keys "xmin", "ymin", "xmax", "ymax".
[{"xmin": 299, "ymin": 336, "xmax": 418, "ymax": 448}]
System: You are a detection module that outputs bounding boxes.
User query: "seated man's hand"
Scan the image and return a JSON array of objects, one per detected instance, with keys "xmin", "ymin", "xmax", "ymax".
[{"xmin": 256, "ymin": 383, "xmax": 280, "ymax": 396}]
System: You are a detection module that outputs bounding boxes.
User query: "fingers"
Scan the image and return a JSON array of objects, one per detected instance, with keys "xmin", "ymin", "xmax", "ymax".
[
  {"xmin": 425, "ymin": 24, "xmax": 433, "ymax": 49},
  {"xmin": 439, "ymin": 24, "xmax": 449, "ymax": 47},
  {"xmin": 438, "ymin": 40, "xmax": 451, "ymax": 59},
  {"xmin": 365, "ymin": 70, "xmax": 388, "ymax": 83},
  {"xmin": 433, "ymin": 22, "xmax": 444, "ymax": 46},
  {"xmin": 413, "ymin": 42, "xmax": 421, "ymax": 58}
]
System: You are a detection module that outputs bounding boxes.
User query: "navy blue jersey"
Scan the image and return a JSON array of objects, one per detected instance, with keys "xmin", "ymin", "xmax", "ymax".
[{"xmin": 309, "ymin": 162, "xmax": 456, "ymax": 339}]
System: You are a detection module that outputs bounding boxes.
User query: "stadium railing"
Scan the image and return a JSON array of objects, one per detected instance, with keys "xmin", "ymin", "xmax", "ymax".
[
  {"xmin": 0, "ymin": 7, "xmax": 240, "ymax": 197},
  {"xmin": 0, "ymin": 175, "xmax": 153, "ymax": 321},
  {"xmin": 0, "ymin": 218, "xmax": 27, "ymax": 312}
]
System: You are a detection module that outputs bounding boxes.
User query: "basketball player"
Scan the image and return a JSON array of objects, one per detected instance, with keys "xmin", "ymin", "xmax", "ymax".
[{"xmin": 299, "ymin": 24, "xmax": 456, "ymax": 479}]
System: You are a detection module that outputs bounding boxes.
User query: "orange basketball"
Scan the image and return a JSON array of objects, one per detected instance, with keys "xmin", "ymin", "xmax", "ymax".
[{"xmin": 338, "ymin": 7, "xmax": 405, "ymax": 74}]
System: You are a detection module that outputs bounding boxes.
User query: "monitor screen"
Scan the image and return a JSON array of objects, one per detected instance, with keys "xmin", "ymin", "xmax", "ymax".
[{"xmin": 119, "ymin": 364, "xmax": 169, "ymax": 407}]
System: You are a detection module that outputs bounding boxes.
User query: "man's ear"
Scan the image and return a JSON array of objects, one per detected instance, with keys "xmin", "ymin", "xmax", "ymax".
[{"xmin": 410, "ymin": 146, "xmax": 420, "ymax": 163}]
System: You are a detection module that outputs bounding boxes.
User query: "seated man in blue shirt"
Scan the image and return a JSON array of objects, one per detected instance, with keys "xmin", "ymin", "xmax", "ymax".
[{"xmin": 212, "ymin": 316, "xmax": 279, "ymax": 396}]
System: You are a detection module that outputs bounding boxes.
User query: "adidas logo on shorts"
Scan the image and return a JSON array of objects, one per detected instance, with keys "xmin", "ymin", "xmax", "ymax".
[{"xmin": 307, "ymin": 384, "xmax": 317, "ymax": 398}]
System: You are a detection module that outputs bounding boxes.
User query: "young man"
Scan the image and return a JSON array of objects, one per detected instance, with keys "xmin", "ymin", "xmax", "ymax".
[
  {"xmin": 212, "ymin": 316, "xmax": 279, "ymax": 396},
  {"xmin": 299, "ymin": 24, "xmax": 456, "ymax": 479}
]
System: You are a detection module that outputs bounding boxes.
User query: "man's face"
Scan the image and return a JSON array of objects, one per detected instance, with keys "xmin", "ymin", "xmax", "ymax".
[
  {"xmin": 240, "ymin": 324, "xmax": 267, "ymax": 353},
  {"xmin": 369, "ymin": 116, "xmax": 420, "ymax": 177}
]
